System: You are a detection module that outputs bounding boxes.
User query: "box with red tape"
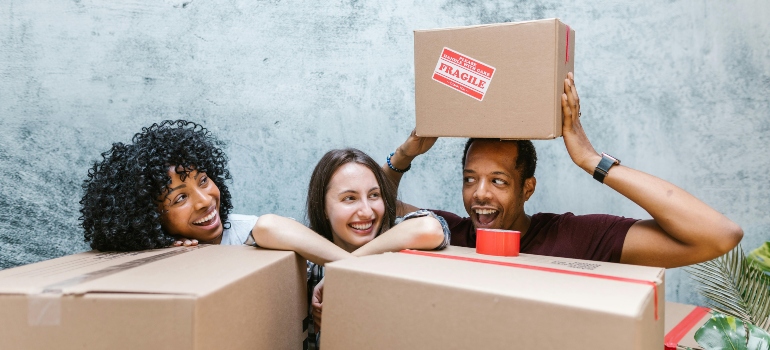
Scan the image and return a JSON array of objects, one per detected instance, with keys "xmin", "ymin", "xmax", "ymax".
[
  {"xmin": 664, "ymin": 301, "xmax": 711, "ymax": 350},
  {"xmin": 321, "ymin": 246, "xmax": 665, "ymax": 350}
]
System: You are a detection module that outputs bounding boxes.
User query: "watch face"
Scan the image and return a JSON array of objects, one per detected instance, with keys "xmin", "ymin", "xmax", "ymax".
[{"xmin": 602, "ymin": 152, "xmax": 620, "ymax": 164}]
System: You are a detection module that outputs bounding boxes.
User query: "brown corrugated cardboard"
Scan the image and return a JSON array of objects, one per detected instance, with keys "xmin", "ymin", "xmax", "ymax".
[
  {"xmin": 664, "ymin": 301, "xmax": 712, "ymax": 350},
  {"xmin": 0, "ymin": 245, "xmax": 307, "ymax": 350},
  {"xmin": 414, "ymin": 18, "xmax": 575, "ymax": 139},
  {"xmin": 321, "ymin": 246, "xmax": 664, "ymax": 350}
]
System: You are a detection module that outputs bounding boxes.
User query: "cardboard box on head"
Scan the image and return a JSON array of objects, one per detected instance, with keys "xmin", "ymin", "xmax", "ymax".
[
  {"xmin": 415, "ymin": 18, "xmax": 575, "ymax": 139},
  {"xmin": 321, "ymin": 246, "xmax": 664, "ymax": 350},
  {"xmin": 0, "ymin": 245, "xmax": 308, "ymax": 350}
]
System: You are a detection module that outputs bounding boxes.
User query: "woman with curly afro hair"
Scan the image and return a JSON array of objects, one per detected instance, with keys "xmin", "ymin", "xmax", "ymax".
[{"xmin": 80, "ymin": 119, "xmax": 257, "ymax": 251}]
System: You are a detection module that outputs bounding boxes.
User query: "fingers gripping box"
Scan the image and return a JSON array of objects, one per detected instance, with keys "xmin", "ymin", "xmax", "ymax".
[
  {"xmin": 321, "ymin": 246, "xmax": 665, "ymax": 350},
  {"xmin": 415, "ymin": 18, "xmax": 575, "ymax": 139},
  {"xmin": 0, "ymin": 245, "xmax": 308, "ymax": 350}
]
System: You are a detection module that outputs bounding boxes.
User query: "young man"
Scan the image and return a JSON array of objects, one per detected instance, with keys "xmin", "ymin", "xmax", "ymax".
[{"xmin": 383, "ymin": 73, "xmax": 742, "ymax": 268}]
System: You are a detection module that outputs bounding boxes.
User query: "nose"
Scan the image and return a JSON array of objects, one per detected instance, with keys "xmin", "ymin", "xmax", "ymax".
[
  {"xmin": 191, "ymin": 186, "xmax": 212, "ymax": 211},
  {"xmin": 357, "ymin": 199, "xmax": 375, "ymax": 219},
  {"xmin": 473, "ymin": 178, "xmax": 493, "ymax": 203}
]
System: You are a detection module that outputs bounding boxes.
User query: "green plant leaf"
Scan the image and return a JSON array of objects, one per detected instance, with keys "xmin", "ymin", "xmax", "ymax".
[
  {"xmin": 686, "ymin": 245, "xmax": 770, "ymax": 331},
  {"xmin": 695, "ymin": 312, "xmax": 770, "ymax": 350},
  {"xmin": 747, "ymin": 243, "xmax": 770, "ymax": 274}
]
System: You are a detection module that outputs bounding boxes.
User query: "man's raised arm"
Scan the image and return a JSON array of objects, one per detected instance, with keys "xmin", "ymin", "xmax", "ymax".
[
  {"xmin": 562, "ymin": 73, "xmax": 743, "ymax": 268},
  {"xmin": 382, "ymin": 130, "xmax": 438, "ymax": 216}
]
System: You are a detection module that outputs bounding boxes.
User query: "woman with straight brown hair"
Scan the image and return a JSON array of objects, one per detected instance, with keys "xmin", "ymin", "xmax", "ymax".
[{"xmin": 252, "ymin": 148, "xmax": 450, "ymax": 348}]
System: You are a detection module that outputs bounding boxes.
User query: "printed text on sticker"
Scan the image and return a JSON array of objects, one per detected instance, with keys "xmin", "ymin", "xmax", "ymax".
[{"xmin": 432, "ymin": 48, "xmax": 496, "ymax": 101}]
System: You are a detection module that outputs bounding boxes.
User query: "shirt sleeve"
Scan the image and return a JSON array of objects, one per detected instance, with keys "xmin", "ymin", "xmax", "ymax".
[
  {"xmin": 395, "ymin": 209, "xmax": 451, "ymax": 250},
  {"xmin": 221, "ymin": 214, "xmax": 260, "ymax": 246}
]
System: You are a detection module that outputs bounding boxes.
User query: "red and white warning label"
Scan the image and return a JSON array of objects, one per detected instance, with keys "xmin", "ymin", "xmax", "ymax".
[{"xmin": 432, "ymin": 47, "xmax": 496, "ymax": 101}]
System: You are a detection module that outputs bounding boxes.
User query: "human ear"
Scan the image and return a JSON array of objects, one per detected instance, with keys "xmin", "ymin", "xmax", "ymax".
[{"xmin": 523, "ymin": 177, "xmax": 536, "ymax": 201}]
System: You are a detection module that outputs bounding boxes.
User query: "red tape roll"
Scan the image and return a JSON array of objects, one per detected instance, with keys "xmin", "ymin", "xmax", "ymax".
[{"xmin": 476, "ymin": 229, "xmax": 520, "ymax": 256}]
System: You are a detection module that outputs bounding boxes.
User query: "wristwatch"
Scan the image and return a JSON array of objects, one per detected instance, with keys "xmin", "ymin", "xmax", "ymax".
[{"xmin": 593, "ymin": 153, "xmax": 620, "ymax": 183}]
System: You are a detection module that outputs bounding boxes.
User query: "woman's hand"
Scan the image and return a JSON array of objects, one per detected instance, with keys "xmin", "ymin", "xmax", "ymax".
[
  {"xmin": 172, "ymin": 238, "xmax": 199, "ymax": 247},
  {"xmin": 312, "ymin": 277, "xmax": 325, "ymax": 331}
]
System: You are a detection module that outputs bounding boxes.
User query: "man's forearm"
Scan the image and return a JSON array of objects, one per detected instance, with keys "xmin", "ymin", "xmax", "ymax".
[
  {"xmin": 598, "ymin": 162, "xmax": 742, "ymax": 259},
  {"xmin": 383, "ymin": 147, "xmax": 421, "ymax": 216},
  {"xmin": 382, "ymin": 147, "xmax": 416, "ymax": 188}
]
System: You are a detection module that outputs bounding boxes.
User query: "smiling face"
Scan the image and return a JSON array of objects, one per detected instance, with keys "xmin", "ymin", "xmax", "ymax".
[
  {"xmin": 324, "ymin": 162, "xmax": 385, "ymax": 252},
  {"xmin": 158, "ymin": 166, "xmax": 224, "ymax": 244},
  {"xmin": 462, "ymin": 140, "xmax": 536, "ymax": 232}
]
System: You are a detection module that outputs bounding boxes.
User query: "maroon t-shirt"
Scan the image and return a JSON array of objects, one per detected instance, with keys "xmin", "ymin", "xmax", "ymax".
[{"xmin": 432, "ymin": 210, "xmax": 638, "ymax": 263}]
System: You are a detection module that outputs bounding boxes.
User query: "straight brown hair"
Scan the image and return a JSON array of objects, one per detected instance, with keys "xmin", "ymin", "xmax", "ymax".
[{"xmin": 306, "ymin": 148, "xmax": 398, "ymax": 242}]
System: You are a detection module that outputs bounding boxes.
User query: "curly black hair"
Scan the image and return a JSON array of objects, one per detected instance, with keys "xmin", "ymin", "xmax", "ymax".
[{"xmin": 79, "ymin": 120, "xmax": 233, "ymax": 251}]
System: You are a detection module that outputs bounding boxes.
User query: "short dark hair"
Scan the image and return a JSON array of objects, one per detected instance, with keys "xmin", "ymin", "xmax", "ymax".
[
  {"xmin": 462, "ymin": 138, "xmax": 537, "ymax": 185},
  {"xmin": 79, "ymin": 120, "xmax": 233, "ymax": 251},
  {"xmin": 306, "ymin": 148, "xmax": 398, "ymax": 243}
]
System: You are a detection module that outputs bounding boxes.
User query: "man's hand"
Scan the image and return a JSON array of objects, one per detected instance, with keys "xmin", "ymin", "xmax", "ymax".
[
  {"xmin": 396, "ymin": 129, "xmax": 438, "ymax": 159},
  {"xmin": 172, "ymin": 239, "xmax": 199, "ymax": 247},
  {"xmin": 561, "ymin": 72, "xmax": 601, "ymax": 173},
  {"xmin": 312, "ymin": 277, "xmax": 324, "ymax": 331},
  {"xmin": 383, "ymin": 129, "xmax": 438, "ymax": 216}
]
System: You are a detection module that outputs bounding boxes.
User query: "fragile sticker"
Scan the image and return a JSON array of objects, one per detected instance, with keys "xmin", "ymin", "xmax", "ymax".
[{"xmin": 432, "ymin": 47, "xmax": 496, "ymax": 101}]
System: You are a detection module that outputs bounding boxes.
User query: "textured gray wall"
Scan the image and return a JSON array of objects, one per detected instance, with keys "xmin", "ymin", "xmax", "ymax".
[{"xmin": 1, "ymin": 0, "xmax": 768, "ymax": 307}]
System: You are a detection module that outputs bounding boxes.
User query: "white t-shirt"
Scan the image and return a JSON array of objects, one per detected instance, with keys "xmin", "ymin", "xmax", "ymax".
[{"xmin": 220, "ymin": 214, "xmax": 259, "ymax": 245}]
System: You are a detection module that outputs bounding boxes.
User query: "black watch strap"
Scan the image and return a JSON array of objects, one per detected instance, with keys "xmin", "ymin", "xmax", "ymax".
[{"xmin": 593, "ymin": 153, "xmax": 620, "ymax": 183}]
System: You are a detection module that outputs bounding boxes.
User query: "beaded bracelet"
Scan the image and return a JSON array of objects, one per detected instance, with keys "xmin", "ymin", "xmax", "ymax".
[{"xmin": 387, "ymin": 152, "xmax": 411, "ymax": 173}]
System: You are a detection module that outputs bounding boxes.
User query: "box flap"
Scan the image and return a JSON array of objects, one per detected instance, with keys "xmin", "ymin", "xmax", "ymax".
[
  {"xmin": 0, "ymin": 245, "xmax": 296, "ymax": 297},
  {"xmin": 414, "ymin": 18, "xmax": 560, "ymax": 33}
]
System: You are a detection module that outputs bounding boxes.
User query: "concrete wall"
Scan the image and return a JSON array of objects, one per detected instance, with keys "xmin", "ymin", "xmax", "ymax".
[{"xmin": 1, "ymin": 0, "xmax": 768, "ymax": 306}]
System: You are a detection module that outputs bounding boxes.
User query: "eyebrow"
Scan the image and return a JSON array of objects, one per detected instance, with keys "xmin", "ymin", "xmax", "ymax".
[
  {"xmin": 463, "ymin": 169, "xmax": 512, "ymax": 177},
  {"xmin": 163, "ymin": 184, "xmax": 187, "ymax": 199},
  {"xmin": 336, "ymin": 187, "xmax": 380, "ymax": 196}
]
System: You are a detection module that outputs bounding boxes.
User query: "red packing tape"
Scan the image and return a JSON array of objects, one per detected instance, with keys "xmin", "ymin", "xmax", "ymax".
[
  {"xmin": 663, "ymin": 306, "xmax": 710, "ymax": 349},
  {"xmin": 400, "ymin": 249, "xmax": 659, "ymax": 320}
]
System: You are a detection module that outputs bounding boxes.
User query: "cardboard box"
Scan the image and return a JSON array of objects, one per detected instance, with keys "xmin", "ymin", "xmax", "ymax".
[
  {"xmin": 0, "ymin": 245, "xmax": 307, "ymax": 350},
  {"xmin": 321, "ymin": 246, "xmax": 664, "ymax": 350},
  {"xmin": 414, "ymin": 18, "xmax": 575, "ymax": 139},
  {"xmin": 664, "ymin": 301, "xmax": 712, "ymax": 350}
]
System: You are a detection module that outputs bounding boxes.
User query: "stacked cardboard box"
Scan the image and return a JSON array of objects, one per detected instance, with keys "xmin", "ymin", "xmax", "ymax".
[
  {"xmin": 321, "ymin": 246, "xmax": 664, "ymax": 349},
  {"xmin": 664, "ymin": 301, "xmax": 712, "ymax": 350},
  {"xmin": 415, "ymin": 18, "xmax": 575, "ymax": 139},
  {"xmin": 0, "ymin": 245, "xmax": 307, "ymax": 350}
]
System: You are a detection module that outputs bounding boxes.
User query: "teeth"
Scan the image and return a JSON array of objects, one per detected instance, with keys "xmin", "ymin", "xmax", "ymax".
[
  {"xmin": 194, "ymin": 211, "xmax": 216, "ymax": 224},
  {"xmin": 350, "ymin": 222, "xmax": 373, "ymax": 230},
  {"xmin": 475, "ymin": 209, "xmax": 497, "ymax": 215}
]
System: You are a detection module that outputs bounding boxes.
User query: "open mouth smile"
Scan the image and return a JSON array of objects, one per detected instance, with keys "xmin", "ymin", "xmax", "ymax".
[
  {"xmin": 474, "ymin": 208, "xmax": 499, "ymax": 226},
  {"xmin": 193, "ymin": 208, "xmax": 219, "ymax": 227},
  {"xmin": 349, "ymin": 220, "xmax": 375, "ymax": 235}
]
